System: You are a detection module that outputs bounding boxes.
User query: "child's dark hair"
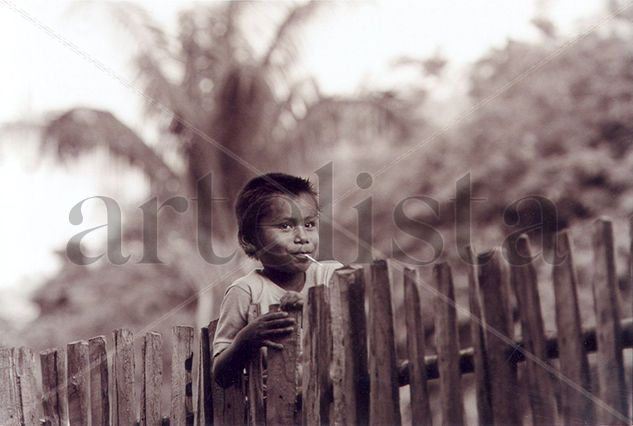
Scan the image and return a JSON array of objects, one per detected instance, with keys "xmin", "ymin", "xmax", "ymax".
[{"xmin": 235, "ymin": 173, "xmax": 318, "ymax": 257}]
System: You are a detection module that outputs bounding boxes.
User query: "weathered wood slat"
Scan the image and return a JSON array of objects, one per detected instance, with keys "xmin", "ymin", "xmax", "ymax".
[
  {"xmin": 113, "ymin": 328, "xmax": 136, "ymax": 426},
  {"xmin": 465, "ymin": 246, "xmax": 493, "ymax": 426},
  {"xmin": 142, "ymin": 332, "xmax": 163, "ymax": 426},
  {"xmin": 434, "ymin": 262, "xmax": 464, "ymax": 426},
  {"xmin": 209, "ymin": 320, "xmax": 246, "ymax": 426},
  {"xmin": 330, "ymin": 276, "xmax": 346, "ymax": 426},
  {"xmin": 366, "ymin": 260, "xmax": 402, "ymax": 426},
  {"xmin": 67, "ymin": 341, "xmax": 90, "ymax": 425},
  {"xmin": 403, "ymin": 267, "xmax": 432, "ymax": 426},
  {"xmin": 197, "ymin": 326, "xmax": 212, "ymax": 426},
  {"xmin": 509, "ymin": 236, "xmax": 558, "ymax": 425},
  {"xmin": 13, "ymin": 347, "xmax": 40, "ymax": 425},
  {"xmin": 478, "ymin": 249, "xmax": 520, "ymax": 425},
  {"xmin": 592, "ymin": 218, "xmax": 629, "ymax": 424},
  {"xmin": 40, "ymin": 349, "xmax": 63, "ymax": 426},
  {"xmin": 266, "ymin": 304, "xmax": 300, "ymax": 426},
  {"xmin": 89, "ymin": 336, "xmax": 109, "ymax": 426},
  {"xmin": 57, "ymin": 347, "xmax": 69, "ymax": 425},
  {"xmin": 303, "ymin": 286, "xmax": 333, "ymax": 426},
  {"xmin": 246, "ymin": 304, "xmax": 265, "ymax": 426},
  {"xmin": 552, "ymin": 231, "xmax": 594, "ymax": 425},
  {"xmin": 0, "ymin": 347, "xmax": 20, "ymax": 425},
  {"xmin": 331, "ymin": 266, "xmax": 370, "ymax": 426},
  {"xmin": 171, "ymin": 326, "xmax": 195, "ymax": 426}
]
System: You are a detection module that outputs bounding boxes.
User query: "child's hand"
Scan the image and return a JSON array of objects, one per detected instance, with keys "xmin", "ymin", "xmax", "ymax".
[
  {"xmin": 280, "ymin": 291, "xmax": 304, "ymax": 311},
  {"xmin": 235, "ymin": 311, "xmax": 295, "ymax": 351}
]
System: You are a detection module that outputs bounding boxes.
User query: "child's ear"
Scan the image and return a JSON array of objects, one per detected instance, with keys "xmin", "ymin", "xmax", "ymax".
[{"xmin": 239, "ymin": 235, "xmax": 258, "ymax": 257}]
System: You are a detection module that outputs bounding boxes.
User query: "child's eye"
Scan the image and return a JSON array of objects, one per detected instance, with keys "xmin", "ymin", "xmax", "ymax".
[
  {"xmin": 278, "ymin": 223, "xmax": 293, "ymax": 230},
  {"xmin": 305, "ymin": 221, "xmax": 317, "ymax": 228}
]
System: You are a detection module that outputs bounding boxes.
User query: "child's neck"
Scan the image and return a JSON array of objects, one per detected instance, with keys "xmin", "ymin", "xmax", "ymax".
[{"xmin": 260, "ymin": 267, "xmax": 306, "ymax": 292}]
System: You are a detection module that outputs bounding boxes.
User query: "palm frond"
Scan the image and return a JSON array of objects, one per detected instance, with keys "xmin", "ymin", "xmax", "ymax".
[
  {"xmin": 42, "ymin": 108, "xmax": 180, "ymax": 188},
  {"xmin": 260, "ymin": 0, "xmax": 323, "ymax": 70}
]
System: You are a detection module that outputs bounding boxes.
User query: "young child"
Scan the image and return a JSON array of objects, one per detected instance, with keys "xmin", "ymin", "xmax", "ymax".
[{"xmin": 212, "ymin": 172, "xmax": 342, "ymax": 387}]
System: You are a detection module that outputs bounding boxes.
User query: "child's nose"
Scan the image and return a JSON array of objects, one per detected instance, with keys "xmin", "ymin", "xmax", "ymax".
[{"xmin": 294, "ymin": 226, "xmax": 309, "ymax": 244}]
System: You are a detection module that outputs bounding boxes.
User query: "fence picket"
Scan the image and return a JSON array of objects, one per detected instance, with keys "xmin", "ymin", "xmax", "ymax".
[
  {"xmin": 0, "ymin": 348, "xmax": 20, "ymax": 425},
  {"xmin": 402, "ymin": 267, "xmax": 432, "ymax": 426},
  {"xmin": 331, "ymin": 266, "xmax": 370, "ymax": 426},
  {"xmin": 303, "ymin": 285, "xmax": 333, "ymax": 425},
  {"xmin": 171, "ymin": 326, "xmax": 195, "ymax": 426},
  {"xmin": 197, "ymin": 326, "xmax": 212, "ymax": 426},
  {"xmin": 246, "ymin": 304, "xmax": 265, "ymax": 426},
  {"xmin": 142, "ymin": 332, "xmax": 163, "ymax": 426},
  {"xmin": 67, "ymin": 341, "xmax": 90, "ymax": 425},
  {"xmin": 112, "ymin": 328, "xmax": 136, "ymax": 426},
  {"xmin": 552, "ymin": 231, "xmax": 594, "ymax": 425},
  {"xmin": 266, "ymin": 304, "xmax": 301, "ymax": 426},
  {"xmin": 13, "ymin": 347, "xmax": 40, "ymax": 426},
  {"xmin": 209, "ymin": 320, "xmax": 246, "ymax": 426},
  {"xmin": 478, "ymin": 249, "xmax": 520, "ymax": 425},
  {"xmin": 466, "ymin": 246, "xmax": 493, "ymax": 426},
  {"xmin": 89, "ymin": 336, "xmax": 109, "ymax": 426},
  {"xmin": 367, "ymin": 260, "xmax": 402, "ymax": 426},
  {"xmin": 434, "ymin": 262, "xmax": 464, "ymax": 426},
  {"xmin": 509, "ymin": 236, "xmax": 558, "ymax": 425},
  {"xmin": 592, "ymin": 218, "xmax": 629, "ymax": 424},
  {"xmin": 40, "ymin": 349, "xmax": 63, "ymax": 426}
]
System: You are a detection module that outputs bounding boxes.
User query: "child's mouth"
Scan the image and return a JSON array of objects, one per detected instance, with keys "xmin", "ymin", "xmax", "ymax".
[{"xmin": 295, "ymin": 253, "xmax": 320, "ymax": 264}]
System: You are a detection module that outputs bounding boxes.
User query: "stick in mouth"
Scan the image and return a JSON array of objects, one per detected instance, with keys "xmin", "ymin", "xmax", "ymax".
[{"xmin": 303, "ymin": 254, "xmax": 321, "ymax": 265}]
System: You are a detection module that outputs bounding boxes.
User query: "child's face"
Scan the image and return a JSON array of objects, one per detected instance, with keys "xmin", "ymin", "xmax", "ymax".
[{"xmin": 254, "ymin": 192, "xmax": 319, "ymax": 274}]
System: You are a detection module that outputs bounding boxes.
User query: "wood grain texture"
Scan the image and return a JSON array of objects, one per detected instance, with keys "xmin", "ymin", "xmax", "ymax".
[
  {"xmin": 477, "ymin": 249, "xmax": 520, "ymax": 426},
  {"xmin": 171, "ymin": 326, "xmax": 195, "ymax": 426},
  {"xmin": 552, "ymin": 231, "xmax": 594, "ymax": 425},
  {"xmin": 366, "ymin": 260, "xmax": 402, "ymax": 426},
  {"xmin": 197, "ymin": 326, "xmax": 212, "ymax": 426},
  {"xmin": 403, "ymin": 267, "xmax": 432, "ymax": 426},
  {"xmin": 66, "ymin": 341, "xmax": 90, "ymax": 426},
  {"xmin": 13, "ymin": 347, "xmax": 40, "ymax": 426},
  {"xmin": 40, "ymin": 349, "xmax": 63, "ymax": 426},
  {"xmin": 433, "ymin": 262, "xmax": 464, "ymax": 426},
  {"xmin": 303, "ymin": 286, "xmax": 333, "ymax": 426},
  {"xmin": 89, "ymin": 336, "xmax": 110, "ymax": 426},
  {"xmin": 142, "ymin": 332, "xmax": 163, "ymax": 426},
  {"xmin": 266, "ymin": 304, "xmax": 301, "ymax": 426},
  {"xmin": 112, "ymin": 328, "xmax": 136, "ymax": 426},
  {"xmin": 508, "ymin": 236, "xmax": 558, "ymax": 425},
  {"xmin": 0, "ymin": 347, "xmax": 20, "ymax": 425},
  {"xmin": 465, "ymin": 246, "xmax": 493, "ymax": 426},
  {"xmin": 56, "ymin": 347, "xmax": 69, "ymax": 425},
  {"xmin": 209, "ymin": 320, "xmax": 246, "ymax": 426},
  {"xmin": 592, "ymin": 218, "xmax": 629, "ymax": 424},
  {"xmin": 331, "ymin": 266, "xmax": 370, "ymax": 426}
]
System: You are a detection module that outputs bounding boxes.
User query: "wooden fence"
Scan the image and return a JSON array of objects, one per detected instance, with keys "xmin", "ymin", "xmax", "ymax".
[{"xmin": 1, "ymin": 217, "xmax": 632, "ymax": 425}]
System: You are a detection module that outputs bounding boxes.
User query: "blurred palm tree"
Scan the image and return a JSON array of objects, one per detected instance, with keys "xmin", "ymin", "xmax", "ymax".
[{"xmin": 41, "ymin": 1, "xmax": 414, "ymax": 325}]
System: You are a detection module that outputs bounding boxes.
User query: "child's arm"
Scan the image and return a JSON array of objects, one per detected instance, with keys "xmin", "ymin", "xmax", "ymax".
[{"xmin": 212, "ymin": 310, "xmax": 296, "ymax": 388}]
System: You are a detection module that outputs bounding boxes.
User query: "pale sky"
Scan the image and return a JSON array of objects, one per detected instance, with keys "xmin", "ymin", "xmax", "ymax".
[{"xmin": 0, "ymin": 0, "xmax": 606, "ymax": 321}]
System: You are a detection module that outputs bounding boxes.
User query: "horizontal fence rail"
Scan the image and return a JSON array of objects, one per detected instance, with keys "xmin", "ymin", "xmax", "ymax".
[{"xmin": 1, "ymin": 217, "xmax": 632, "ymax": 425}]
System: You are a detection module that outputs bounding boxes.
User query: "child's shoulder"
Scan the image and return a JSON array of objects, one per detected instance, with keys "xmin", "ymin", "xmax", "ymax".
[{"xmin": 224, "ymin": 269, "xmax": 266, "ymax": 295}]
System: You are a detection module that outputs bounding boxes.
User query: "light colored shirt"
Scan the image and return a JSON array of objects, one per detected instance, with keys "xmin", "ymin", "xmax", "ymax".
[{"xmin": 212, "ymin": 260, "xmax": 343, "ymax": 357}]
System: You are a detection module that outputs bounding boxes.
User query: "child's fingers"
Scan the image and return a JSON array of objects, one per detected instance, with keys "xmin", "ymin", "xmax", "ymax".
[
  {"xmin": 261, "ymin": 312, "xmax": 290, "ymax": 321},
  {"xmin": 263, "ymin": 318, "xmax": 295, "ymax": 328},
  {"xmin": 261, "ymin": 326, "xmax": 295, "ymax": 337},
  {"xmin": 262, "ymin": 340, "xmax": 284, "ymax": 350}
]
